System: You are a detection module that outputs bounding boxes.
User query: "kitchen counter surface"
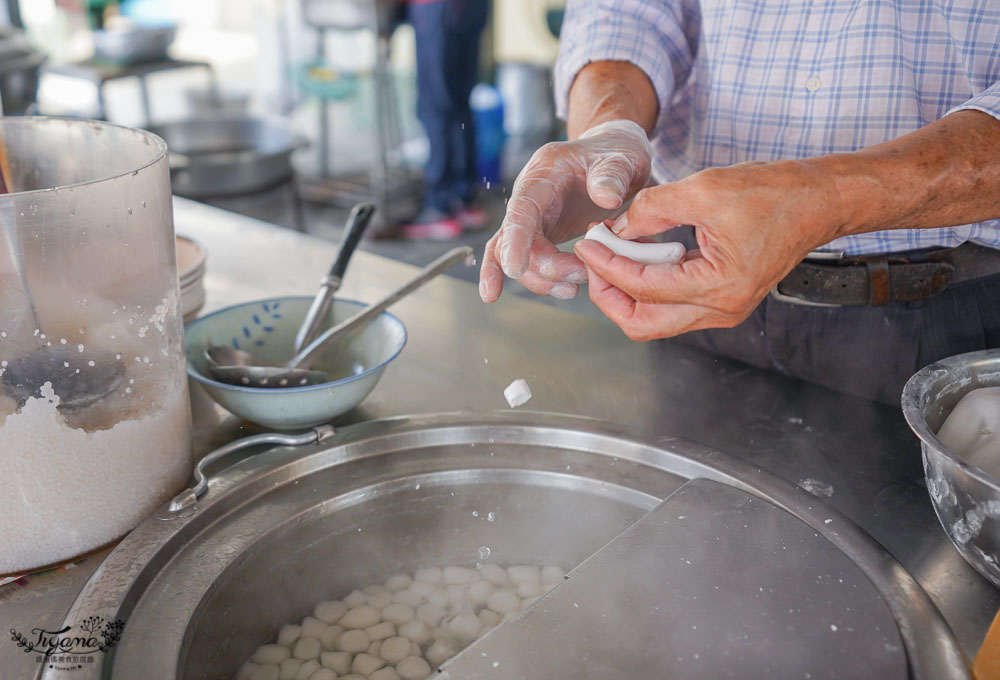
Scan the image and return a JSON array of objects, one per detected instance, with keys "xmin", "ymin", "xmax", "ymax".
[{"xmin": 2, "ymin": 197, "xmax": 997, "ymax": 678}]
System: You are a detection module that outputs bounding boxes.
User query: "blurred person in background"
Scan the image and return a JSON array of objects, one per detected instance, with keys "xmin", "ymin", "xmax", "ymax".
[{"xmin": 400, "ymin": 0, "xmax": 489, "ymax": 240}]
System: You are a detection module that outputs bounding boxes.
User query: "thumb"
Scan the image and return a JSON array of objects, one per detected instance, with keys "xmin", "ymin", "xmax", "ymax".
[
  {"xmin": 610, "ymin": 186, "xmax": 682, "ymax": 240},
  {"xmin": 586, "ymin": 152, "xmax": 645, "ymax": 210}
]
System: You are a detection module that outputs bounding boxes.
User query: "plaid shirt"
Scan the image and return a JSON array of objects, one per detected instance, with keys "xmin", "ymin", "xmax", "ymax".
[{"xmin": 555, "ymin": 0, "xmax": 1000, "ymax": 255}]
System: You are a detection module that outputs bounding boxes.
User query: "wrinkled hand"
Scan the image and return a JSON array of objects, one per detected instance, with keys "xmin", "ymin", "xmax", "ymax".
[
  {"xmin": 572, "ymin": 159, "xmax": 843, "ymax": 339},
  {"xmin": 479, "ymin": 120, "xmax": 652, "ymax": 302}
]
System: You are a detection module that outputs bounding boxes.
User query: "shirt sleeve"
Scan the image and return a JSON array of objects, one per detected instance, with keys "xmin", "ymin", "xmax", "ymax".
[
  {"xmin": 947, "ymin": 80, "xmax": 1000, "ymax": 122},
  {"xmin": 553, "ymin": 0, "xmax": 695, "ymax": 123}
]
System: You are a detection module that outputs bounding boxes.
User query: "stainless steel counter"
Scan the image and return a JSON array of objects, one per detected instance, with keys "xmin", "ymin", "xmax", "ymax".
[{"xmin": 2, "ymin": 197, "xmax": 997, "ymax": 679}]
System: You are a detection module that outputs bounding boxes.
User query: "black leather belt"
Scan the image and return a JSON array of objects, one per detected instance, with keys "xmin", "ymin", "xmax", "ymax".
[{"xmin": 772, "ymin": 242, "xmax": 1000, "ymax": 307}]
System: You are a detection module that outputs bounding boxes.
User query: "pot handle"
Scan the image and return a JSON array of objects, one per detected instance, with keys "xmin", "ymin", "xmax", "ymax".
[{"xmin": 162, "ymin": 425, "xmax": 336, "ymax": 516}]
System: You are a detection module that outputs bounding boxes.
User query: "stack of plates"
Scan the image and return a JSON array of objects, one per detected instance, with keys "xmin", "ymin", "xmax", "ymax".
[{"xmin": 176, "ymin": 235, "xmax": 207, "ymax": 324}]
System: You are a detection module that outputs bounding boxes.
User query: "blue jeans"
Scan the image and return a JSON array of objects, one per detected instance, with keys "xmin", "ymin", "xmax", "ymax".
[{"xmin": 407, "ymin": 0, "xmax": 489, "ymax": 213}]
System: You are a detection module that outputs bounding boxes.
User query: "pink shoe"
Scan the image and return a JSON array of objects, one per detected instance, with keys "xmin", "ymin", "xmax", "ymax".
[
  {"xmin": 456, "ymin": 204, "xmax": 488, "ymax": 231},
  {"xmin": 400, "ymin": 209, "xmax": 463, "ymax": 241}
]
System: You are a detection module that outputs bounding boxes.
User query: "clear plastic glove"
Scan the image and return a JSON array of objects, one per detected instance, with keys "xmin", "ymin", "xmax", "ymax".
[
  {"xmin": 479, "ymin": 119, "xmax": 653, "ymax": 302},
  {"xmin": 572, "ymin": 159, "xmax": 841, "ymax": 340}
]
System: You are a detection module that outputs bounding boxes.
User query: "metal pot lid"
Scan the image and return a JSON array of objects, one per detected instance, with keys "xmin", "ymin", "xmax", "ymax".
[
  {"xmin": 41, "ymin": 413, "xmax": 968, "ymax": 680},
  {"xmin": 442, "ymin": 478, "xmax": 907, "ymax": 679}
]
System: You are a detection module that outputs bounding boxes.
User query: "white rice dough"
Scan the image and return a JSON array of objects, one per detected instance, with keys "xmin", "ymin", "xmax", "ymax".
[
  {"xmin": 242, "ymin": 563, "xmax": 564, "ymax": 678},
  {"xmin": 584, "ymin": 223, "xmax": 686, "ymax": 265},
  {"xmin": 938, "ymin": 387, "xmax": 1000, "ymax": 477}
]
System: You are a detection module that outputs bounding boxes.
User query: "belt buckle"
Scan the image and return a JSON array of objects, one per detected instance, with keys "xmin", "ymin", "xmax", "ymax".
[
  {"xmin": 769, "ymin": 248, "xmax": 847, "ymax": 307},
  {"xmin": 769, "ymin": 284, "xmax": 842, "ymax": 308},
  {"xmin": 804, "ymin": 249, "xmax": 845, "ymax": 262}
]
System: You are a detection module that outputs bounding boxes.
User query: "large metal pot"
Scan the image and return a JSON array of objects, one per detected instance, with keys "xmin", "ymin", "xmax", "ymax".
[
  {"xmin": 147, "ymin": 116, "xmax": 303, "ymax": 198},
  {"xmin": 92, "ymin": 25, "xmax": 177, "ymax": 65},
  {"xmin": 902, "ymin": 349, "xmax": 1000, "ymax": 588},
  {"xmin": 42, "ymin": 413, "xmax": 966, "ymax": 680},
  {"xmin": 301, "ymin": 0, "xmax": 402, "ymax": 35}
]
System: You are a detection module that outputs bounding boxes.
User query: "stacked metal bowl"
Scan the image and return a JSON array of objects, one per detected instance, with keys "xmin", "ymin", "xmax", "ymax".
[
  {"xmin": 175, "ymin": 235, "xmax": 206, "ymax": 323},
  {"xmin": 92, "ymin": 24, "xmax": 177, "ymax": 65}
]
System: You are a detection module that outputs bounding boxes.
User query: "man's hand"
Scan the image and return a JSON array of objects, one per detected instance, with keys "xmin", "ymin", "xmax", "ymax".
[
  {"xmin": 573, "ymin": 159, "xmax": 842, "ymax": 339},
  {"xmin": 572, "ymin": 110, "xmax": 1000, "ymax": 341},
  {"xmin": 479, "ymin": 119, "xmax": 653, "ymax": 302}
]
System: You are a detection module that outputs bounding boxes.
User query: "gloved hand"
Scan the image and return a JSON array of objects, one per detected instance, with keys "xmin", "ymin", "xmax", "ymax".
[
  {"xmin": 573, "ymin": 159, "xmax": 842, "ymax": 339},
  {"xmin": 479, "ymin": 119, "xmax": 653, "ymax": 302}
]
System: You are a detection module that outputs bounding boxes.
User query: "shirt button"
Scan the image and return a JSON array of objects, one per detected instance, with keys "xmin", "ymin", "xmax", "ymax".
[{"xmin": 806, "ymin": 76, "xmax": 822, "ymax": 92}]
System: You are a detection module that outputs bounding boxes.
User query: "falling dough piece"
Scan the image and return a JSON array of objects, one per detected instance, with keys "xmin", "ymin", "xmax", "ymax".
[
  {"xmin": 504, "ymin": 379, "xmax": 532, "ymax": 408},
  {"xmin": 584, "ymin": 223, "xmax": 686, "ymax": 265}
]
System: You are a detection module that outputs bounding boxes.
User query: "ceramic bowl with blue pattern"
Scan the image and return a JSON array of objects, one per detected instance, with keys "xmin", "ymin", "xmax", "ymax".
[{"xmin": 185, "ymin": 297, "xmax": 406, "ymax": 429}]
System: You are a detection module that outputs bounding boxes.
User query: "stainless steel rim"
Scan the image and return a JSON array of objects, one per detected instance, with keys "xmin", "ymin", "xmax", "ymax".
[{"xmin": 46, "ymin": 412, "xmax": 970, "ymax": 680}]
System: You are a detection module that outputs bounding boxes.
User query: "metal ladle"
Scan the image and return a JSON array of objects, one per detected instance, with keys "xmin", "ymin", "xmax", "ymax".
[
  {"xmin": 207, "ymin": 246, "xmax": 475, "ymax": 388},
  {"xmin": 294, "ymin": 202, "xmax": 375, "ymax": 353},
  {"xmin": 202, "ymin": 202, "xmax": 375, "ymax": 387},
  {"xmin": 203, "ymin": 202, "xmax": 376, "ymax": 387},
  {"xmin": 0, "ymin": 170, "xmax": 125, "ymax": 411}
]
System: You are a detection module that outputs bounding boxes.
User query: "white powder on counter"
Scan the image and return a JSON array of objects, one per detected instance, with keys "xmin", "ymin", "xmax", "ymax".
[{"xmin": 0, "ymin": 383, "xmax": 192, "ymax": 574}]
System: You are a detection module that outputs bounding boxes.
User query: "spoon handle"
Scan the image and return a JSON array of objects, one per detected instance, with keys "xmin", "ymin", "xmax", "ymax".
[
  {"xmin": 290, "ymin": 245, "xmax": 475, "ymax": 369},
  {"xmin": 293, "ymin": 203, "xmax": 376, "ymax": 353}
]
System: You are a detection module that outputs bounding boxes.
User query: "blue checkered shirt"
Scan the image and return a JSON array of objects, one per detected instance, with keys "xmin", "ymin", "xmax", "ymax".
[{"xmin": 555, "ymin": 0, "xmax": 1000, "ymax": 255}]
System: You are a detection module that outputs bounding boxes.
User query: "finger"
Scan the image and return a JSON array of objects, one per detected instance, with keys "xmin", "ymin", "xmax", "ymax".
[
  {"xmin": 498, "ymin": 170, "xmax": 564, "ymax": 279},
  {"xmin": 610, "ymin": 186, "xmax": 687, "ymax": 240},
  {"xmin": 577, "ymin": 239, "xmax": 653, "ymax": 297},
  {"xmin": 517, "ymin": 269, "xmax": 579, "ymax": 299},
  {"xmin": 587, "ymin": 269, "xmax": 738, "ymax": 339},
  {"xmin": 586, "ymin": 267, "xmax": 636, "ymax": 319},
  {"xmin": 479, "ymin": 232, "xmax": 505, "ymax": 303},
  {"xmin": 575, "ymin": 238, "xmax": 719, "ymax": 306},
  {"xmin": 600, "ymin": 219, "xmax": 658, "ymax": 244},
  {"xmin": 482, "ymin": 228, "xmax": 586, "ymax": 302},
  {"xmin": 587, "ymin": 151, "xmax": 639, "ymax": 210},
  {"xmin": 528, "ymin": 239, "xmax": 588, "ymax": 284}
]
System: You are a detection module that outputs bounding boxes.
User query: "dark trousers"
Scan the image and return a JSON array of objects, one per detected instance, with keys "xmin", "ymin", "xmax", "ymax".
[
  {"xmin": 407, "ymin": 0, "xmax": 489, "ymax": 213},
  {"xmin": 672, "ymin": 272, "xmax": 1000, "ymax": 405}
]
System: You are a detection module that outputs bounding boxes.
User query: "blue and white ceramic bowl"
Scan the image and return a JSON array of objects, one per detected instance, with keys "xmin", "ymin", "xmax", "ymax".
[{"xmin": 185, "ymin": 297, "xmax": 406, "ymax": 429}]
